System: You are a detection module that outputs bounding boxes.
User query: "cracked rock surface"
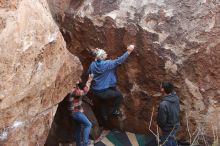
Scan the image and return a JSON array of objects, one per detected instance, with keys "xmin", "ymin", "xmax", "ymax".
[{"xmin": 0, "ymin": 0, "xmax": 82, "ymax": 145}]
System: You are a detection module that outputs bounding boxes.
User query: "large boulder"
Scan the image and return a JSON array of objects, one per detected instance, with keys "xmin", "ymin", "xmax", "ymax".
[
  {"xmin": 0, "ymin": 0, "xmax": 82, "ymax": 145},
  {"xmin": 47, "ymin": 0, "xmax": 220, "ymax": 144}
]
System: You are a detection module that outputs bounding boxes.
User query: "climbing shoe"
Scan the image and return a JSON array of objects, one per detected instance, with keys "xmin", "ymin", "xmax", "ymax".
[{"xmin": 112, "ymin": 110, "xmax": 123, "ymax": 117}]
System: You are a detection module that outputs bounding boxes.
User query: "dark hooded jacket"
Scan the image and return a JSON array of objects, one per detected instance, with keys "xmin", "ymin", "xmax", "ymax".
[{"xmin": 157, "ymin": 92, "xmax": 180, "ymax": 134}]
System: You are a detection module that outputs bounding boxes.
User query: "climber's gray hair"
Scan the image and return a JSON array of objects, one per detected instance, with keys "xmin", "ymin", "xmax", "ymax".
[{"xmin": 93, "ymin": 48, "xmax": 106, "ymax": 60}]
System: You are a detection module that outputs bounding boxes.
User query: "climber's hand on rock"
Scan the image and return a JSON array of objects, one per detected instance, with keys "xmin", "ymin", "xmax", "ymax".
[{"xmin": 127, "ymin": 44, "xmax": 135, "ymax": 54}]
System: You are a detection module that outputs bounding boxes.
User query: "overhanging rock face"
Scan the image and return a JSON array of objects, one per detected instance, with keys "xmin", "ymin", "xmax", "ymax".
[
  {"xmin": 0, "ymin": 0, "xmax": 82, "ymax": 145},
  {"xmin": 47, "ymin": 0, "xmax": 220, "ymax": 142}
]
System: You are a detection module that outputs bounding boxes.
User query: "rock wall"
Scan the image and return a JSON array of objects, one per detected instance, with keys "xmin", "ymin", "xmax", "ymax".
[
  {"xmin": 0, "ymin": 0, "xmax": 82, "ymax": 145},
  {"xmin": 47, "ymin": 0, "xmax": 220, "ymax": 143}
]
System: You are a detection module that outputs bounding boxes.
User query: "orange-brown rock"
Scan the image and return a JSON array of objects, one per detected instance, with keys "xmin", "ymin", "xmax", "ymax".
[
  {"xmin": 47, "ymin": 0, "xmax": 220, "ymax": 144},
  {"xmin": 0, "ymin": 0, "xmax": 83, "ymax": 145}
]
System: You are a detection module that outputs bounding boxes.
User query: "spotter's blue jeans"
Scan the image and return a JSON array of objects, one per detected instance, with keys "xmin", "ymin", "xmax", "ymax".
[{"xmin": 71, "ymin": 112, "xmax": 92, "ymax": 146}]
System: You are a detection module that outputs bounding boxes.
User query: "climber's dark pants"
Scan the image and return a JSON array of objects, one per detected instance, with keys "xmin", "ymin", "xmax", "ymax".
[{"xmin": 93, "ymin": 87, "xmax": 123, "ymax": 120}]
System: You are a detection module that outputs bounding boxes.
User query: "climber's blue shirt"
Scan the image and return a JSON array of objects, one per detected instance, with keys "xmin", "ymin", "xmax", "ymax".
[{"xmin": 88, "ymin": 52, "xmax": 129, "ymax": 92}]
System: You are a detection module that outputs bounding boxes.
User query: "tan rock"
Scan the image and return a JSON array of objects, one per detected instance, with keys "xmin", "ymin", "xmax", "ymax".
[{"xmin": 0, "ymin": 0, "xmax": 82, "ymax": 145}]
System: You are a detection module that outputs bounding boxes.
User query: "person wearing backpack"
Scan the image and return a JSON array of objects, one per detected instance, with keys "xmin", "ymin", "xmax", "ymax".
[
  {"xmin": 67, "ymin": 74, "xmax": 93, "ymax": 146},
  {"xmin": 88, "ymin": 45, "xmax": 135, "ymax": 122}
]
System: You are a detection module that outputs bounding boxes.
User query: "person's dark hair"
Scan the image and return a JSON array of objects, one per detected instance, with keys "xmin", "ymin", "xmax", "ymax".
[
  {"xmin": 76, "ymin": 82, "xmax": 84, "ymax": 90},
  {"xmin": 161, "ymin": 81, "xmax": 174, "ymax": 94}
]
